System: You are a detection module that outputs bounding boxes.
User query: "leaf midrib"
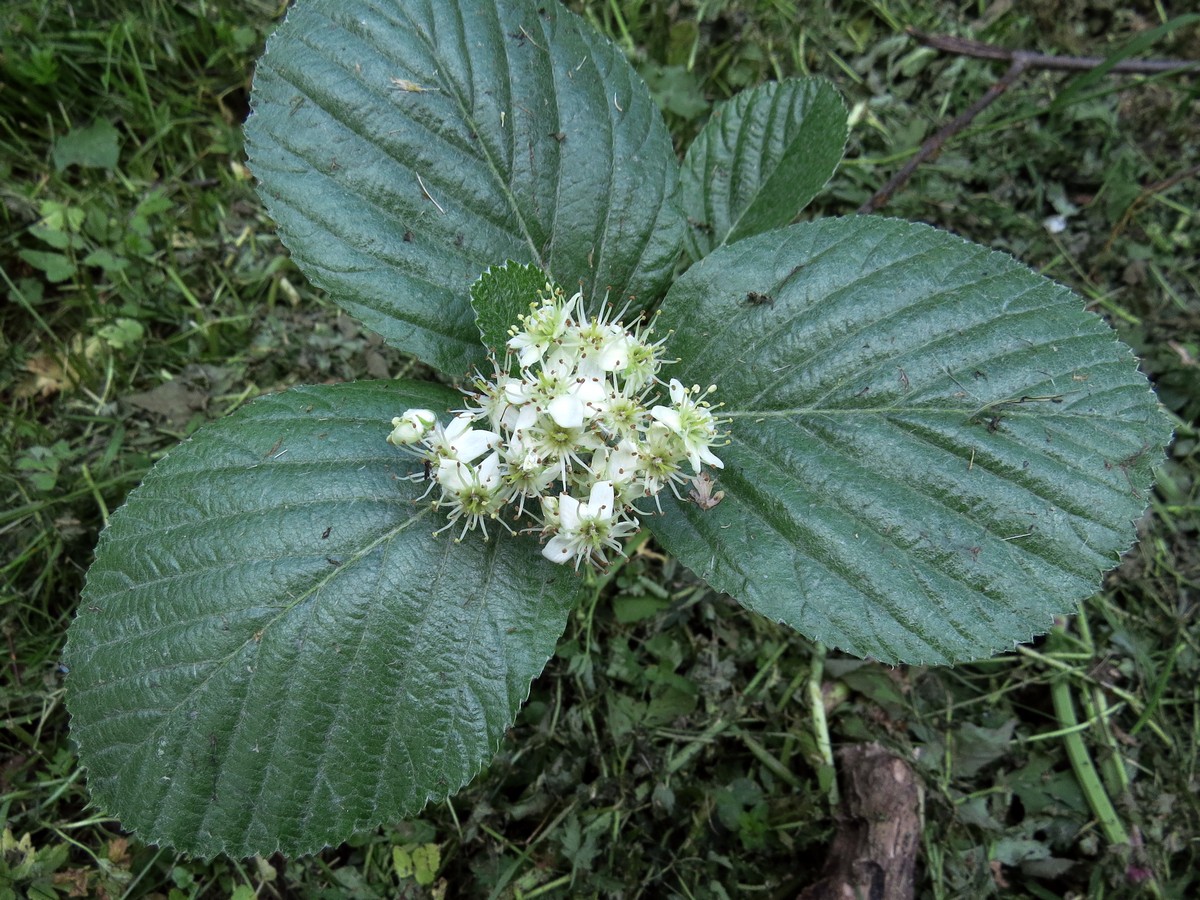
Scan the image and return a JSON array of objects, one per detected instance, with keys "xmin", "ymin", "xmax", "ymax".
[
  {"xmin": 723, "ymin": 404, "xmax": 1139, "ymax": 421},
  {"xmin": 395, "ymin": 1, "xmax": 546, "ymax": 269}
]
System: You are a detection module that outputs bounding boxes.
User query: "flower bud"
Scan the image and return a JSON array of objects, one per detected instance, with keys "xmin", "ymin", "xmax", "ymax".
[{"xmin": 388, "ymin": 408, "xmax": 437, "ymax": 446}]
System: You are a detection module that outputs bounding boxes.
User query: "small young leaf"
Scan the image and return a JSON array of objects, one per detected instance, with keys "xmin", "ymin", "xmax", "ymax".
[
  {"xmin": 652, "ymin": 217, "xmax": 1171, "ymax": 665},
  {"xmin": 680, "ymin": 78, "xmax": 847, "ymax": 261},
  {"xmin": 470, "ymin": 261, "xmax": 549, "ymax": 370},
  {"xmin": 64, "ymin": 381, "xmax": 586, "ymax": 857},
  {"xmin": 245, "ymin": 0, "xmax": 684, "ymax": 376},
  {"xmin": 394, "ymin": 844, "xmax": 441, "ymax": 885}
]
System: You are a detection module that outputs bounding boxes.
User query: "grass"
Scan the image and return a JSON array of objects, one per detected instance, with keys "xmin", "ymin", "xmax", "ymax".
[{"xmin": 2, "ymin": 0, "xmax": 1198, "ymax": 896}]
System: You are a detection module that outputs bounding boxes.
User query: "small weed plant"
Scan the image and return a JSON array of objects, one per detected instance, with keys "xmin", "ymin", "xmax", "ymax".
[{"xmin": 64, "ymin": 0, "xmax": 1172, "ymax": 857}]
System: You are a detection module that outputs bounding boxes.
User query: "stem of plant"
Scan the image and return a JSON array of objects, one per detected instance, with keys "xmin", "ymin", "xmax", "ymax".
[
  {"xmin": 1049, "ymin": 667, "xmax": 1164, "ymax": 896},
  {"xmin": 807, "ymin": 642, "xmax": 838, "ymax": 807},
  {"xmin": 1049, "ymin": 670, "xmax": 1129, "ymax": 848},
  {"xmin": 1016, "ymin": 643, "xmax": 1171, "ymax": 744},
  {"xmin": 1072, "ymin": 608, "xmax": 1133, "ymax": 801},
  {"xmin": 738, "ymin": 730, "xmax": 803, "ymax": 790}
]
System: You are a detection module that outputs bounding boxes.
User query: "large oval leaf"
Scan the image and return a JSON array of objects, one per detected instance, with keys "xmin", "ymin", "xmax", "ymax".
[
  {"xmin": 245, "ymin": 0, "xmax": 684, "ymax": 375},
  {"xmin": 680, "ymin": 77, "xmax": 847, "ymax": 261},
  {"xmin": 64, "ymin": 381, "xmax": 585, "ymax": 857},
  {"xmin": 652, "ymin": 217, "xmax": 1171, "ymax": 665}
]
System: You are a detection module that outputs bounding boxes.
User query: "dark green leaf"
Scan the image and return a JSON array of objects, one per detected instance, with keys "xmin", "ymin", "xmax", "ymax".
[
  {"xmin": 612, "ymin": 595, "xmax": 669, "ymax": 624},
  {"xmin": 82, "ymin": 248, "xmax": 130, "ymax": 274},
  {"xmin": 952, "ymin": 719, "xmax": 1017, "ymax": 778},
  {"xmin": 680, "ymin": 78, "xmax": 846, "ymax": 260},
  {"xmin": 65, "ymin": 381, "xmax": 585, "ymax": 857},
  {"xmin": 17, "ymin": 250, "xmax": 74, "ymax": 283},
  {"xmin": 470, "ymin": 260, "xmax": 549, "ymax": 371},
  {"xmin": 52, "ymin": 119, "xmax": 121, "ymax": 171},
  {"xmin": 30, "ymin": 225, "xmax": 75, "ymax": 250},
  {"xmin": 245, "ymin": 0, "xmax": 684, "ymax": 375},
  {"xmin": 641, "ymin": 63, "xmax": 709, "ymax": 120},
  {"xmin": 652, "ymin": 217, "xmax": 1171, "ymax": 665}
]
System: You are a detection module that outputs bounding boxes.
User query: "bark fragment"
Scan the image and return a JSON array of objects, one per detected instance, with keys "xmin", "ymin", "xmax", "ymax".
[{"xmin": 798, "ymin": 743, "xmax": 923, "ymax": 900}]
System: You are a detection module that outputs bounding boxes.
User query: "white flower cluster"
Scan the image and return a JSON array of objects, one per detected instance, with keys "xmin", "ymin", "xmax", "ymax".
[{"xmin": 387, "ymin": 283, "xmax": 724, "ymax": 571}]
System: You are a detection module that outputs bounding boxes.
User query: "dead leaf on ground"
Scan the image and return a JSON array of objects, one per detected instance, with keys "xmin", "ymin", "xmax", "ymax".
[{"xmin": 13, "ymin": 353, "xmax": 77, "ymax": 399}]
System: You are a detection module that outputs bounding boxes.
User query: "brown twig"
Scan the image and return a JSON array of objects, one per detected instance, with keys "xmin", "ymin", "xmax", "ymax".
[
  {"xmin": 908, "ymin": 28, "xmax": 1200, "ymax": 74},
  {"xmin": 859, "ymin": 57, "xmax": 1029, "ymax": 214},
  {"xmin": 857, "ymin": 28, "xmax": 1199, "ymax": 215}
]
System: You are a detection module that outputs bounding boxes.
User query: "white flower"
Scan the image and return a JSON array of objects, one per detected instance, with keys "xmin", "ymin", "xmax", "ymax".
[
  {"xmin": 470, "ymin": 374, "xmax": 522, "ymax": 432},
  {"xmin": 635, "ymin": 422, "xmax": 689, "ymax": 501},
  {"xmin": 592, "ymin": 441, "xmax": 640, "ymax": 488},
  {"xmin": 546, "ymin": 375, "xmax": 607, "ymax": 428},
  {"xmin": 507, "ymin": 289, "xmax": 578, "ymax": 367},
  {"xmin": 539, "ymin": 495, "xmax": 561, "ymax": 532},
  {"xmin": 595, "ymin": 393, "xmax": 646, "ymax": 441},
  {"xmin": 620, "ymin": 337, "xmax": 666, "ymax": 394},
  {"xmin": 502, "ymin": 436, "xmax": 557, "ymax": 518},
  {"xmin": 593, "ymin": 441, "xmax": 645, "ymax": 508},
  {"xmin": 650, "ymin": 379, "xmax": 723, "ymax": 473},
  {"xmin": 571, "ymin": 322, "xmax": 630, "ymax": 374},
  {"xmin": 541, "ymin": 481, "xmax": 638, "ymax": 570},
  {"xmin": 385, "ymin": 275, "xmax": 723, "ymax": 569},
  {"xmin": 527, "ymin": 418, "xmax": 604, "ymax": 485},
  {"xmin": 387, "ymin": 408, "xmax": 437, "ymax": 446},
  {"xmin": 426, "ymin": 413, "xmax": 498, "ymax": 464},
  {"xmin": 433, "ymin": 452, "xmax": 509, "ymax": 539}
]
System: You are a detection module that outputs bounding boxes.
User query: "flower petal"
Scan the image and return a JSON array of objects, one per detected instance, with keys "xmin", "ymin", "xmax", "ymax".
[
  {"xmin": 548, "ymin": 395, "xmax": 585, "ymax": 429},
  {"xmin": 436, "ymin": 458, "xmax": 470, "ymax": 492},
  {"xmin": 572, "ymin": 377, "xmax": 608, "ymax": 407},
  {"xmin": 586, "ymin": 481, "xmax": 615, "ymax": 519},
  {"xmin": 557, "ymin": 494, "xmax": 582, "ymax": 532},
  {"xmin": 476, "ymin": 451, "xmax": 503, "ymax": 488},
  {"xmin": 542, "ymin": 535, "xmax": 575, "ymax": 564},
  {"xmin": 450, "ymin": 428, "xmax": 498, "ymax": 463},
  {"xmin": 649, "ymin": 405, "xmax": 682, "ymax": 433},
  {"xmin": 668, "ymin": 378, "xmax": 686, "ymax": 405},
  {"xmin": 445, "ymin": 413, "xmax": 475, "ymax": 440}
]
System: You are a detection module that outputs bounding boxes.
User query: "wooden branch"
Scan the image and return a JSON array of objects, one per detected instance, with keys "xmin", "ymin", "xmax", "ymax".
[
  {"xmin": 857, "ymin": 29, "xmax": 1199, "ymax": 215},
  {"xmin": 858, "ymin": 59, "xmax": 1028, "ymax": 214},
  {"xmin": 908, "ymin": 28, "xmax": 1200, "ymax": 74}
]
